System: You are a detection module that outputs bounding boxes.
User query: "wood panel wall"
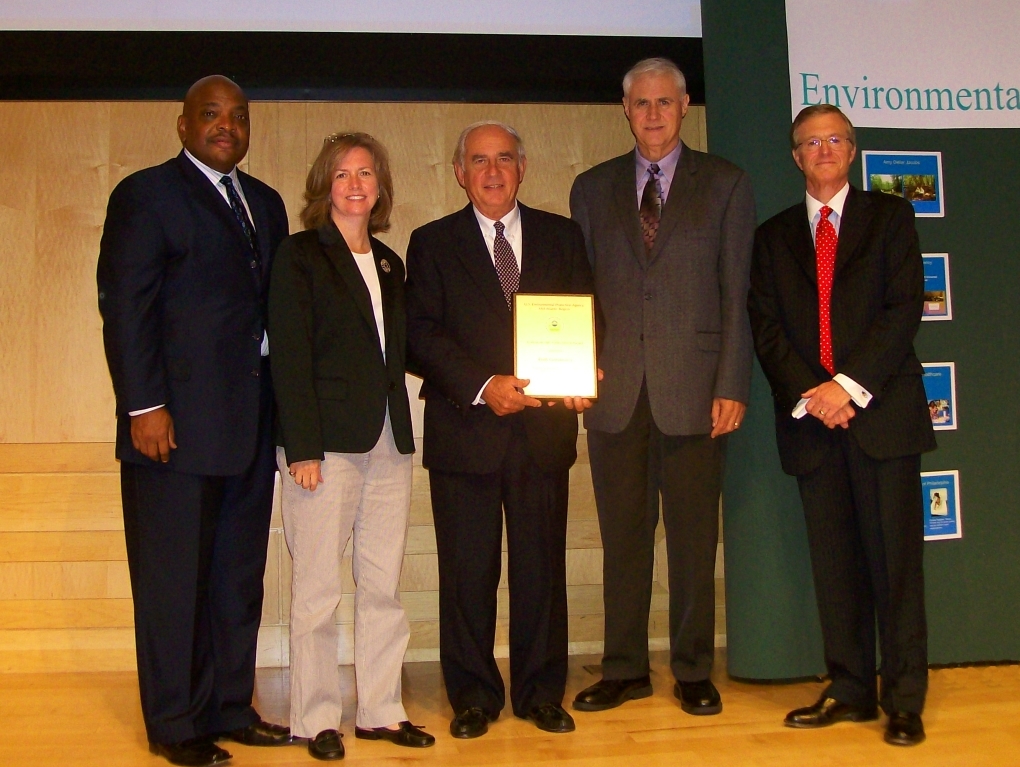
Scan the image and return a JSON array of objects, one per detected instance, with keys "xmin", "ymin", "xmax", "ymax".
[{"xmin": 0, "ymin": 101, "xmax": 711, "ymax": 671}]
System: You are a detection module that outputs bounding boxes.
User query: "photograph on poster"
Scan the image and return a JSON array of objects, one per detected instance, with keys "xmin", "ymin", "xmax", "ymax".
[
  {"xmin": 921, "ymin": 470, "xmax": 961, "ymax": 540},
  {"xmin": 922, "ymin": 362, "xmax": 957, "ymax": 431},
  {"xmin": 922, "ymin": 253, "xmax": 952, "ymax": 320},
  {"xmin": 862, "ymin": 151, "xmax": 945, "ymax": 217}
]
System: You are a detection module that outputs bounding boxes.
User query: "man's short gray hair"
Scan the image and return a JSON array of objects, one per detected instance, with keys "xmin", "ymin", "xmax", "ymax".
[
  {"xmin": 453, "ymin": 120, "xmax": 527, "ymax": 169},
  {"xmin": 622, "ymin": 57, "xmax": 687, "ymax": 98}
]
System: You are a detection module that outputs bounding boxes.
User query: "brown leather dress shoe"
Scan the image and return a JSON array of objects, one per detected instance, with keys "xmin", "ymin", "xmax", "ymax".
[
  {"xmin": 884, "ymin": 711, "xmax": 925, "ymax": 746},
  {"xmin": 784, "ymin": 696, "xmax": 879, "ymax": 728},
  {"xmin": 523, "ymin": 702, "xmax": 576, "ymax": 733},
  {"xmin": 450, "ymin": 707, "xmax": 497, "ymax": 739},
  {"xmin": 355, "ymin": 721, "xmax": 436, "ymax": 748},
  {"xmin": 149, "ymin": 738, "xmax": 231, "ymax": 767},
  {"xmin": 225, "ymin": 719, "xmax": 292, "ymax": 746},
  {"xmin": 674, "ymin": 679, "xmax": 722, "ymax": 715},
  {"xmin": 308, "ymin": 729, "xmax": 345, "ymax": 761},
  {"xmin": 572, "ymin": 676, "xmax": 653, "ymax": 712}
]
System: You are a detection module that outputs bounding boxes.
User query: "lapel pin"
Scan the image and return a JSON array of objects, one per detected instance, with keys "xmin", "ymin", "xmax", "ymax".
[{"xmin": 380, "ymin": 259, "xmax": 391, "ymax": 273}]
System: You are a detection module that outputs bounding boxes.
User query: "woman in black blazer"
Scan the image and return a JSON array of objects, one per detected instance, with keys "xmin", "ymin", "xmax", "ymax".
[{"xmin": 269, "ymin": 133, "xmax": 432, "ymax": 759}]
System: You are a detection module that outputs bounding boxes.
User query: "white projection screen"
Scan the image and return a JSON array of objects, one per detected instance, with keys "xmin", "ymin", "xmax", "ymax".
[{"xmin": 1, "ymin": 0, "xmax": 702, "ymax": 36}]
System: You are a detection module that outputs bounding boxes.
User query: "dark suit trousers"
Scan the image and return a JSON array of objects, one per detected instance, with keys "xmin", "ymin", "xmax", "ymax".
[
  {"xmin": 797, "ymin": 431, "xmax": 928, "ymax": 715},
  {"xmin": 588, "ymin": 385, "xmax": 723, "ymax": 682},
  {"xmin": 120, "ymin": 370, "xmax": 276, "ymax": 743},
  {"xmin": 429, "ymin": 417, "xmax": 569, "ymax": 718}
]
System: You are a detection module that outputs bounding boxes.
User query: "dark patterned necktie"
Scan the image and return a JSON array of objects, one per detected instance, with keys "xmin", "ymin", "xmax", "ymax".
[
  {"xmin": 639, "ymin": 163, "xmax": 662, "ymax": 251},
  {"xmin": 816, "ymin": 205, "xmax": 837, "ymax": 374},
  {"xmin": 221, "ymin": 175, "xmax": 259, "ymax": 257},
  {"xmin": 493, "ymin": 220, "xmax": 519, "ymax": 310}
]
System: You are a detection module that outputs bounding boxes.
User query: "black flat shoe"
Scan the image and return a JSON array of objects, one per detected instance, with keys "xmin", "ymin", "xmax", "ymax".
[
  {"xmin": 225, "ymin": 719, "xmax": 292, "ymax": 746},
  {"xmin": 674, "ymin": 679, "xmax": 722, "ymax": 715},
  {"xmin": 149, "ymin": 738, "xmax": 231, "ymax": 767},
  {"xmin": 885, "ymin": 711, "xmax": 925, "ymax": 746},
  {"xmin": 355, "ymin": 721, "xmax": 435, "ymax": 748},
  {"xmin": 784, "ymin": 696, "xmax": 879, "ymax": 728},
  {"xmin": 572, "ymin": 676, "xmax": 653, "ymax": 712},
  {"xmin": 523, "ymin": 702, "xmax": 575, "ymax": 733},
  {"xmin": 308, "ymin": 729, "xmax": 345, "ymax": 761},
  {"xmin": 450, "ymin": 706, "xmax": 497, "ymax": 739}
]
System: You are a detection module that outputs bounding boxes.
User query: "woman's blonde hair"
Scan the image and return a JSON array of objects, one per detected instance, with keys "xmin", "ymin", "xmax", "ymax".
[{"xmin": 299, "ymin": 132, "xmax": 394, "ymax": 233}]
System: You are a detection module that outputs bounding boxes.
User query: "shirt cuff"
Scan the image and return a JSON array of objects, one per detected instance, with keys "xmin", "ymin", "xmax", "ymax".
[
  {"xmin": 473, "ymin": 376, "xmax": 496, "ymax": 406},
  {"xmin": 128, "ymin": 404, "xmax": 165, "ymax": 417},
  {"xmin": 833, "ymin": 373, "xmax": 872, "ymax": 408}
]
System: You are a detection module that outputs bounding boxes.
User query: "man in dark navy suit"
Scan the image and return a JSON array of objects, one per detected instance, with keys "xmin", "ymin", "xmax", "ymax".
[
  {"xmin": 98, "ymin": 76, "xmax": 291, "ymax": 767},
  {"xmin": 748, "ymin": 104, "xmax": 935, "ymax": 747}
]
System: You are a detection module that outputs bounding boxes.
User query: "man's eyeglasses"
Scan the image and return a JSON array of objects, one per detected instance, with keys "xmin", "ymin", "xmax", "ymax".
[{"xmin": 797, "ymin": 136, "xmax": 854, "ymax": 151}]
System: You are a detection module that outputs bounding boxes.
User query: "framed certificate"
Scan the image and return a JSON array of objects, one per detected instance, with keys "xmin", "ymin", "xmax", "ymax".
[{"xmin": 513, "ymin": 293, "xmax": 597, "ymax": 399}]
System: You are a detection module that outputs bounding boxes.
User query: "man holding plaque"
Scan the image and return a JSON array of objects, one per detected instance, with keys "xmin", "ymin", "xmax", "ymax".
[
  {"xmin": 570, "ymin": 58, "xmax": 756, "ymax": 716},
  {"xmin": 405, "ymin": 121, "xmax": 595, "ymax": 738}
]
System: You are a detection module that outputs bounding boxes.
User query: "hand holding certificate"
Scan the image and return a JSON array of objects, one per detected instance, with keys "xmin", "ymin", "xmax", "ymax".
[{"xmin": 513, "ymin": 293, "xmax": 598, "ymax": 405}]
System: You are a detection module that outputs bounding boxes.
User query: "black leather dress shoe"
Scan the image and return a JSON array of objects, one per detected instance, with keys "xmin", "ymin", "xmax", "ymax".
[
  {"xmin": 225, "ymin": 719, "xmax": 292, "ymax": 746},
  {"xmin": 784, "ymin": 696, "xmax": 879, "ymax": 728},
  {"xmin": 572, "ymin": 676, "xmax": 653, "ymax": 711},
  {"xmin": 149, "ymin": 738, "xmax": 231, "ymax": 767},
  {"xmin": 308, "ymin": 729, "xmax": 345, "ymax": 760},
  {"xmin": 884, "ymin": 711, "xmax": 925, "ymax": 746},
  {"xmin": 674, "ymin": 679, "xmax": 722, "ymax": 715},
  {"xmin": 355, "ymin": 721, "xmax": 436, "ymax": 748},
  {"xmin": 450, "ymin": 707, "xmax": 497, "ymax": 739},
  {"xmin": 524, "ymin": 702, "xmax": 576, "ymax": 733}
]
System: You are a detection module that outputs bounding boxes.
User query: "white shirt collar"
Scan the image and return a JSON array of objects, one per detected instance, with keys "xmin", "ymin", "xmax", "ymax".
[
  {"xmin": 472, "ymin": 203, "xmax": 521, "ymax": 237},
  {"xmin": 805, "ymin": 182, "xmax": 850, "ymax": 223},
  {"xmin": 184, "ymin": 148, "xmax": 241, "ymax": 189}
]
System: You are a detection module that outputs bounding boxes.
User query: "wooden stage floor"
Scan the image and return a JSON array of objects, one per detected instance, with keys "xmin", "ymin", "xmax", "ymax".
[{"xmin": 1, "ymin": 650, "xmax": 1017, "ymax": 766}]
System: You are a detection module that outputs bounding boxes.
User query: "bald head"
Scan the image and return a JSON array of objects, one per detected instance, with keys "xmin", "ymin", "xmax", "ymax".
[{"xmin": 177, "ymin": 75, "xmax": 250, "ymax": 173}]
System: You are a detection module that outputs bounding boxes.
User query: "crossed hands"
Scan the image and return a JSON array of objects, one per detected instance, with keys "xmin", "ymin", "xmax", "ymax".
[{"xmin": 802, "ymin": 380, "xmax": 856, "ymax": 429}]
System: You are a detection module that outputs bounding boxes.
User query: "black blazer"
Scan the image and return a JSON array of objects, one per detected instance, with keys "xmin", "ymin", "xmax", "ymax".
[
  {"xmin": 748, "ymin": 186, "xmax": 936, "ymax": 476},
  {"xmin": 405, "ymin": 203, "xmax": 595, "ymax": 475},
  {"xmin": 269, "ymin": 222, "xmax": 414, "ymax": 464},
  {"xmin": 98, "ymin": 151, "xmax": 289, "ymax": 475}
]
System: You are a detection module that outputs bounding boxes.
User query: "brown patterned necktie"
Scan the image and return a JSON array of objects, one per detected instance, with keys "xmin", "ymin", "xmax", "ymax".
[
  {"xmin": 639, "ymin": 163, "xmax": 662, "ymax": 251},
  {"xmin": 493, "ymin": 220, "xmax": 519, "ymax": 309}
]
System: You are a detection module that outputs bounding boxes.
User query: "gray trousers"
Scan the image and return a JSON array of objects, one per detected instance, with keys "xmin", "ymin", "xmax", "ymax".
[{"xmin": 277, "ymin": 414, "xmax": 412, "ymax": 735}]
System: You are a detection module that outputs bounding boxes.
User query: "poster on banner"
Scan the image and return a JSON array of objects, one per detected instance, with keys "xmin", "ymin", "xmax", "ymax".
[
  {"xmin": 862, "ymin": 151, "xmax": 944, "ymax": 217},
  {"xmin": 786, "ymin": 0, "xmax": 1020, "ymax": 129},
  {"xmin": 922, "ymin": 362, "xmax": 957, "ymax": 431},
  {"xmin": 922, "ymin": 254, "xmax": 952, "ymax": 321},
  {"xmin": 921, "ymin": 470, "xmax": 961, "ymax": 541}
]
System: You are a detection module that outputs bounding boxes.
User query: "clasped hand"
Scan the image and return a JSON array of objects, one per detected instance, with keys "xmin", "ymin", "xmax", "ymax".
[
  {"xmin": 802, "ymin": 380, "xmax": 855, "ymax": 429},
  {"xmin": 483, "ymin": 369, "xmax": 605, "ymax": 416}
]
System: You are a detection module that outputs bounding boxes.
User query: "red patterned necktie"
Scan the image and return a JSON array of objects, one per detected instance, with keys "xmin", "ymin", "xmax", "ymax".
[
  {"xmin": 493, "ymin": 220, "xmax": 519, "ymax": 309},
  {"xmin": 816, "ymin": 205, "xmax": 837, "ymax": 374},
  {"xmin": 639, "ymin": 163, "xmax": 662, "ymax": 251}
]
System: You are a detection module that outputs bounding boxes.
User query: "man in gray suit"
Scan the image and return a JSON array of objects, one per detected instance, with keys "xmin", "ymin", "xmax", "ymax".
[{"xmin": 570, "ymin": 58, "xmax": 756, "ymax": 716}]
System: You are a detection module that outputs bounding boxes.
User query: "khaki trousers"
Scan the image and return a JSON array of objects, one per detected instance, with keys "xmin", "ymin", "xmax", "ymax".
[{"xmin": 277, "ymin": 415, "xmax": 412, "ymax": 735}]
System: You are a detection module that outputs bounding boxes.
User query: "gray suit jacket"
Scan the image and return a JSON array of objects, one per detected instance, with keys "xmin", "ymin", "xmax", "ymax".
[{"xmin": 570, "ymin": 144, "xmax": 757, "ymax": 435}]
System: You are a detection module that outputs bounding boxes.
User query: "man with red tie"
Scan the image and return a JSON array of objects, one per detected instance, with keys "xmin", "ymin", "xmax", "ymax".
[{"xmin": 748, "ymin": 104, "xmax": 935, "ymax": 747}]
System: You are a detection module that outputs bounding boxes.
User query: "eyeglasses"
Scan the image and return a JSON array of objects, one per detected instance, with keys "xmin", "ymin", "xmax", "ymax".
[{"xmin": 797, "ymin": 136, "xmax": 854, "ymax": 151}]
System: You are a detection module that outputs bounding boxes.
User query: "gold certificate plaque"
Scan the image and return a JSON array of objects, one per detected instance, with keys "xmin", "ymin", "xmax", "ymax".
[{"xmin": 513, "ymin": 293, "xmax": 597, "ymax": 399}]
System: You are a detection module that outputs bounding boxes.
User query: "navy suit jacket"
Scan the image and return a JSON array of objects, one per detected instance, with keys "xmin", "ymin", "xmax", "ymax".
[
  {"xmin": 749, "ymin": 186, "xmax": 936, "ymax": 476},
  {"xmin": 98, "ymin": 151, "xmax": 289, "ymax": 476},
  {"xmin": 405, "ymin": 203, "xmax": 595, "ymax": 475}
]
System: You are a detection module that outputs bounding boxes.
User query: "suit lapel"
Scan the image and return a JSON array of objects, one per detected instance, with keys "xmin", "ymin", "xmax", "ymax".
[
  {"xmin": 784, "ymin": 201, "xmax": 818, "ymax": 283},
  {"xmin": 610, "ymin": 153, "xmax": 649, "ymax": 269},
  {"xmin": 175, "ymin": 153, "xmax": 255, "ymax": 262},
  {"xmin": 834, "ymin": 186, "xmax": 873, "ymax": 276},
  {"xmin": 373, "ymin": 239, "xmax": 398, "ymax": 356},
  {"xmin": 648, "ymin": 142, "xmax": 696, "ymax": 266},
  {"xmin": 318, "ymin": 224, "xmax": 383, "ymax": 353},
  {"xmin": 518, "ymin": 203, "xmax": 548, "ymax": 293},
  {"xmin": 238, "ymin": 172, "xmax": 274, "ymax": 282},
  {"xmin": 452, "ymin": 205, "xmax": 513, "ymax": 324}
]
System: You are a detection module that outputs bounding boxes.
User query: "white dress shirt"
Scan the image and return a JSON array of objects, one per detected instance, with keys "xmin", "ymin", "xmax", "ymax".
[
  {"xmin": 471, "ymin": 205, "xmax": 522, "ymax": 405},
  {"xmin": 804, "ymin": 182, "xmax": 872, "ymax": 410}
]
